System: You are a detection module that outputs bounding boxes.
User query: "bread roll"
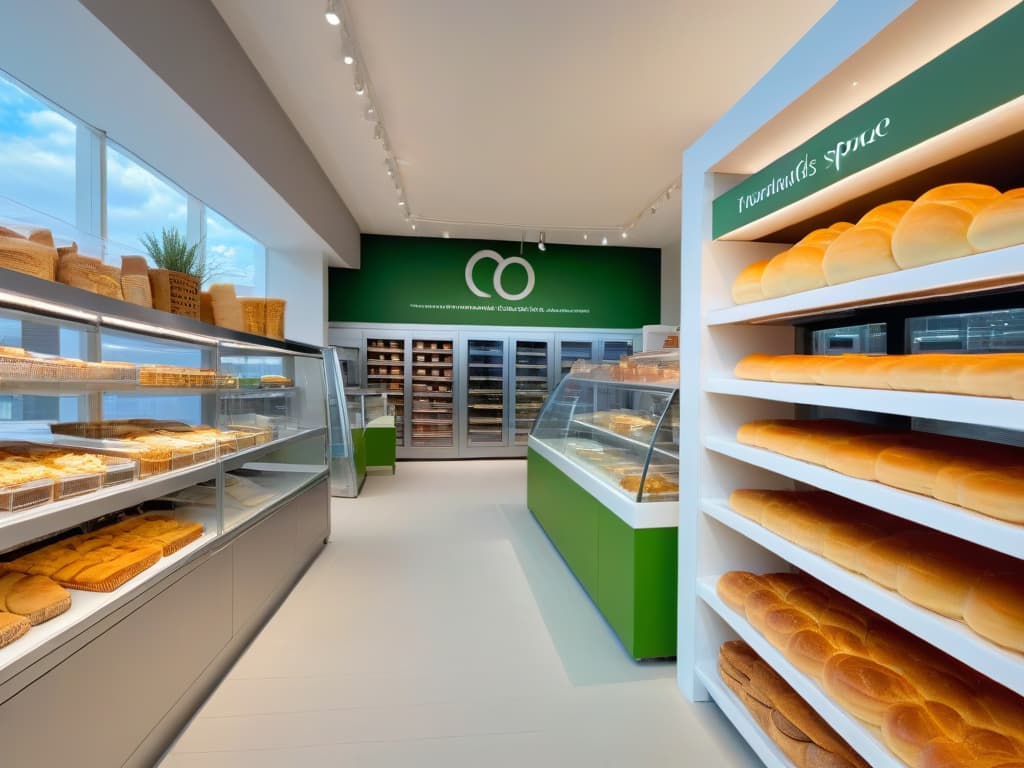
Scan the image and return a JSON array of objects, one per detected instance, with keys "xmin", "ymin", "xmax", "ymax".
[
  {"xmin": 875, "ymin": 444, "xmax": 957, "ymax": 496},
  {"xmin": 763, "ymin": 571, "xmax": 810, "ymax": 598},
  {"xmin": 728, "ymin": 489, "xmax": 787, "ymax": 524},
  {"xmin": 0, "ymin": 574, "xmax": 71, "ymax": 625},
  {"xmin": 764, "ymin": 606, "xmax": 818, "ymax": 649},
  {"xmin": 822, "ymin": 434, "xmax": 907, "ymax": 480},
  {"xmin": 945, "ymin": 354, "xmax": 1024, "ymax": 398},
  {"xmin": 854, "ymin": 531, "xmax": 943, "ymax": 590},
  {"xmin": 786, "ymin": 587, "xmax": 832, "ymax": 621},
  {"xmin": 956, "ymin": 469, "xmax": 1024, "ymax": 523},
  {"xmin": 814, "ymin": 355, "xmax": 898, "ymax": 389},
  {"xmin": 883, "ymin": 703, "xmax": 959, "ymax": 768},
  {"xmin": 761, "ymin": 232, "xmax": 839, "ymax": 299},
  {"xmin": 771, "ymin": 708, "xmax": 811, "ymax": 742},
  {"xmin": 732, "ymin": 259, "xmax": 770, "ymax": 304},
  {"xmin": 734, "ymin": 354, "xmax": 777, "ymax": 381},
  {"xmin": 0, "ymin": 611, "xmax": 31, "ymax": 649},
  {"xmin": 823, "ymin": 201, "xmax": 912, "ymax": 285},
  {"xmin": 892, "ymin": 183, "xmax": 1000, "ymax": 268},
  {"xmin": 822, "ymin": 521, "xmax": 887, "ymax": 570},
  {"xmin": 745, "ymin": 588, "xmax": 789, "ymax": 632},
  {"xmin": 720, "ymin": 639, "xmax": 760, "ymax": 681},
  {"xmin": 769, "ymin": 355, "xmax": 822, "ymax": 384},
  {"xmin": 933, "ymin": 458, "xmax": 1021, "ymax": 505},
  {"xmin": 767, "ymin": 714, "xmax": 811, "ymax": 766},
  {"xmin": 823, "ymin": 653, "xmax": 920, "ymax": 726},
  {"xmin": 963, "ymin": 570, "xmax": 1024, "ymax": 653},
  {"xmin": 920, "ymin": 739, "xmax": 981, "ymax": 768},
  {"xmin": 895, "ymin": 546, "xmax": 988, "ymax": 619},
  {"xmin": 889, "ymin": 354, "xmax": 962, "ymax": 393},
  {"xmin": 967, "ymin": 188, "xmax": 1024, "ymax": 253},
  {"xmin": 716, "ymin": 571, "xmax": 770, "ymax": 613},
  {"xmin": 786, "ymin": 628, "xmax": 837, "ymax": 680}
]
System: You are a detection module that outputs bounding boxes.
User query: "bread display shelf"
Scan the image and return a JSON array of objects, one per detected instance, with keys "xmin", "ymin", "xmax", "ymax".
[
  {"xmin": 571, "ymin": 419, "xmax": 677, "ymax": 460},
  {"xmin": 468, "ymin": 389, "xmax": 502, "ymax": 395},
  {"xmin": 707, "ymin": 244, "xmax": 1024, "ymax": 326},
  {"xmin": 411, "ymin": 418, "xmax": 453, "ymax": 425},
  {"xmin": 0, "ymin": 525, "xmax": 214, "ymax": 685},
  {"xmin": 516, "ymin": 350, "xmax": 547, "ymax": 357},
  {"xmin": 705, "ymin": 437, "xmax": 1024, "ymax": 559},
  {"xmin": 705, "ymin": 378, "xmax": 1023, "ymax": 432},
  {"xmin": 218, "ymin": 387, "xmax": 298, "ymax": 400},
  {"xmin": 515, "ymin": 376, "xmax": 549, "ymax": 382},
  {"xmin": 697, "ymin": 578, "xmax": 903, "ymax": 768},
  {"xmin": 412, "ymin": 375, "xmax": 453, "ymax": 382},
  {"xmin": 695, "ymin": 663, "xmax": 797, "ymax": 768},
  {"xmin": 367, "ymin": 374, "xmax": 404, "ymax": 380},
  {"xmin": 366, "ymin": 345, "xmax": 402, "ymax": 353},
  {"xmin": 703, "ymin": 499, "xmax": 1024, "ymax": 695}
]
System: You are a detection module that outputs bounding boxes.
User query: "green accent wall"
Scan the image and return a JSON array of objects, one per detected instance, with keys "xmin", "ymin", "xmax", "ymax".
[
  {"xmin": 330, "ymin": 234, "xmax": 660, "ymax": 329},
  {"xmin": 713, "ymin": 4, "xmax": 1024, "ymax": 238},
  {"xmin": 527, "ymin": 447, "xmax": 677, "ymax": 659}
]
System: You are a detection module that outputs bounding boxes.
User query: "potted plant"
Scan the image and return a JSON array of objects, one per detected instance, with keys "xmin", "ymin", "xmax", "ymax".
[{"xmin": 141, "ymin": 228, "xmax": 206, "ymax": 319}]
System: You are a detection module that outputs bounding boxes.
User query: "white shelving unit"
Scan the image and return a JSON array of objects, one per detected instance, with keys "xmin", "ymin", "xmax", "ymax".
[{"xmin": 678, "ymin": 3, "xmax": 1024, "ymax": 767}]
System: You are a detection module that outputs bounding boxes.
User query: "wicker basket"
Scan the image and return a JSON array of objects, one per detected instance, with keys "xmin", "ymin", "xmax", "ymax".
[
  {"xmin": 58, "ymin": 253, "xmax": 123, "ymax": 299},
  {"xmin": 121, "ymin": 274, "xmax": 153, "ymax": 307},
  {"xmin": 209, "ymin": 283, "xmax": 244, "ymax": 331},
  {"xmin": 200, "ymin": 291, "xmax": 214, "ymax": 324},
  {"xmin": 0, "ymin": 237, "xmax": 57, "ymax": 281},
  {"xmin": 149, "ymin": 269, "xmax": 200, "ymax": 319},
  {"xmin": 240, "ymin": 298, "xmax": 266, "ymax": 336},
  {"xmin": 265, "ymin": 298, "xmax": 286, "ymax": 340}
]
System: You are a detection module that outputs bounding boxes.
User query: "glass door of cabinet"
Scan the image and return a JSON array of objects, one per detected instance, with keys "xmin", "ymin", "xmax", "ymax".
[
  {"xmin": 409, "ymin": 338, "xmax": 455, "ymax": 448},
  {"xmin": 512, "ymin": 338, "xmax": 550, "ymax": 446},
  {"xmin": 600, "ymin": 337, "xmax": 635, "ymax": 365},
  {"xmin": 365, "ymin": 336, "xmax": 406, "ymax": 445},
  {"xmin": 557, "ymin": 338, "xmax": 595, "ymax": 383},
  {"xmin": 465, "ymin": 337, "xmax": 507, "ymax": 447}
]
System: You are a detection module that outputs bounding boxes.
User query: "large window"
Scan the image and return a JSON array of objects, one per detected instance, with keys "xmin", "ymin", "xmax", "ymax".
[
  {"xmin": 206, "ymin": 207, "xmax": 266, "ymax": 296},
  {"xmin": 0, "ymin": 73, "xmax": 76, "ymax": 225},
  {"xmin": 106, "ymin": 143, "xmax": 190, "ymax": 261}
]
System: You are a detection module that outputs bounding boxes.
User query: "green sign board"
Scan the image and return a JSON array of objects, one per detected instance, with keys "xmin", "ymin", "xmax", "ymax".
[
  {"xmin": 712, "ymin": 3, "xmax": 1024, "ymax": 239},
  {"xmin": 329, "ymin": 235, "xmax": 660, "ymax": 329}
]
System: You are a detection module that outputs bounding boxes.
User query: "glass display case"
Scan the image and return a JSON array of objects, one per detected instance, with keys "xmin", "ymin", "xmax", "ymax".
[
  {"xmin": 0, "ymin": 268, "xmax": 330, "ymax": 686},
  {"xmin": 531, "ymin": 375, "xmax": 680, "ymax": 502}
]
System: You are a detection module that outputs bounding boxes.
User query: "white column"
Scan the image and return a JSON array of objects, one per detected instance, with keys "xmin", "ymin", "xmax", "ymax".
[{"xmin": 266, "ymin": 248, "xmax": 328, "ymax": 346}]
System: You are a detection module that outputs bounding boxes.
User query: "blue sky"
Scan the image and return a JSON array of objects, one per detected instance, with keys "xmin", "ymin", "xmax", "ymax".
[{"xmin": 0, "ymin": 72, "xmax": 265, "ymax": 293}]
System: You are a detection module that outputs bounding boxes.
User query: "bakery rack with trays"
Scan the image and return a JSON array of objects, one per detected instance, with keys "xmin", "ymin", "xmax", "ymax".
[{"xmin": 678, "ymin": 4, "xmax": 1024, "ymax": 768}]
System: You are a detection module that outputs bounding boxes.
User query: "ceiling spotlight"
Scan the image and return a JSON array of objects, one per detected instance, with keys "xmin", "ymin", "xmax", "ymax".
[
  {"xmin": 601, "ymin": 236, "xmax": 608, "ymax": 246},
  {"xmin": 538, "ymin": 232, "xmax": 546, "ymax": 252},
  {"xmin": 325, "ymin": 0, "xmax": 341, "ymax": 26},
  {"xmin": 343, "ymin": 53, "xmax": 355, "ymax": 65},
  {"xmin": 364, "ymin": 104, "xmax": 376, "ymax": 121},
  {"xmin": 621, "ymin": 231, "xmax": 629, "ymax": 240},
  {"xmin": 410, "ymin": 222, "xmax": 417, "ymax": 231},
  {"xmin": 650, "ymin": 206, "xmax": 657, "ymax": 215},
  {"xmin": 385, "ymin": 158, "xmax": 395, "ymax": 177},
  {"xmin": 582, "ymin": 233, "xmax": 588, "ymax": 241},
  {"xmin": 353, "ymin": 66, "xmax": 366, "ymax": 95},
  {"xmin": 442, "ymin": 231, "xmax": 450, "ymax": 239},
  {"xmin": 398, "ymin": 198, "xmax": 406, "ymax": 207},
  {"xmin": 665, "ymin": 188, "xmax": 673, "ymax": 201},
  {"xmin": 373, "ymin": 124, "xmax": 384, "ymax": 142}
]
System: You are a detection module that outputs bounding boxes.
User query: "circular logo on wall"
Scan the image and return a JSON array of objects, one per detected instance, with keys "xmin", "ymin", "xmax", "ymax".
[{"xmin": 465, "ymin": 250, "xmax": 535, "ymax": 302}]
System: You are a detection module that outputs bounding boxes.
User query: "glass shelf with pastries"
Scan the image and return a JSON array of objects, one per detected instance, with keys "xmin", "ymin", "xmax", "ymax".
[{"xmin": 529, "ymin": 373, "xmax": 680, "ymax": 505}]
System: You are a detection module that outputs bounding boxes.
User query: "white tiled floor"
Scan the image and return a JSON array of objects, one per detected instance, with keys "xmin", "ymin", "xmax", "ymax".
[{"xmin": 160, "ymin": 460, "xmax": 757, "ymax": 767}]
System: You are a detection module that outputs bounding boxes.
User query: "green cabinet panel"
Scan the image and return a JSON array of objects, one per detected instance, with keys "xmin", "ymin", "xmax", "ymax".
[
  {"xmin": 365, "ymin": 425, "xmax": 396, "ymax": 470},
  {"xmin": 527, "ymin": 448, "xmax": 600, "ymax": 600},
  {"xmin": 527, "ymin": 448, "xmax": 677, "ymax": 659},
  {"xmin": 351, "ymin": 428, "xmax": 366, "ymax": 480}
]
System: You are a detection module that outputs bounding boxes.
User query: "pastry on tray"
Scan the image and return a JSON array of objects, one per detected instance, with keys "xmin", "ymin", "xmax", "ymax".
[
  {"xmin": 100, "ymin": 514, "xmax": 204, "ymax": 556},
  {"xmin": 0, "ymin": 569, "xmax": 71, "ymax": 625},
  {"xmin": 4, "ymin": 532, "xmax": 163, "ymax": 593},
  {"xmin": 0, "ymin": 610, "xmax": 31, "ymax": 650},
  {"xmin": 619, "ymin": 473, "xmax": 679, "ymax": 495}
]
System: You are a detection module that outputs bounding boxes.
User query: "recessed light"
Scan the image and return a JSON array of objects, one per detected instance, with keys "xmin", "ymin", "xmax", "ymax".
[
  {"xmin": 325, "ymin": 0, "xmax": 341, "ymax": 26},
  {"xmin": 538, "ymin": 232, "xmax": 546, "ymax": 252},
  {"xmin": 601, "ymin": 236, "xmax": 608, "ymax": 246},
  {"xmin": 442, "ymin": 231, "xmax": 450, "ymax": 239},
  {"xmin": 621, "ymin": 231, "xmax": 628, "ymax": 240},
  {"xmin": 343, "ymin": 54, "xmax": 355, "ymax": 65},
  {"xmin": 852, "ymin": 80, "xmax": 859, "ymax": 87},
  {"xmin": 583, "ymin": 233, "xmax": 589, "ymax": 241}
]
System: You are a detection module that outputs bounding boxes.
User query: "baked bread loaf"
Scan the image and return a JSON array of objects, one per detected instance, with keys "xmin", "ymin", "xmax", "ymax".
[
  {"xmin": 0, "ymin": 571, "xmax": 71, "ymax": 624},
  {"xmin": 732, "ymin": 260, "xmax": 770, "ymax": 304},
  {"xmin": 4, "ymin": 532, "xmax": 163, "ymax": 592},
  {"xmin": 99, "ymin": 513, "xmax": 204, "ymax": 556},
  {"xmin": 719, "ymin": 641, "xmax": 869, "ymax": 768},
  {"xmin": 823, "ymin": 200, "xmax": 913, "ymax": 284},
  {"xmin": 761, "ymin": 224, "xmax": 853, "ymax": 298},
  {"xmin": 0, "ymin": 610, "xmax": 31, "ymax": 650},
  {"xmin": 719, "ymin": 567, "xmax": 1024, "ymax": 765},
  {"xmin": 963, "ymin": 569, "xmax": 1024, "ymax": 653},
  {"xmin": 892, "ymin": 183, "xmax": 1000, "ymax": 269},
  {"xmin": 967, "ymin": 188, "xmax": 1024, "ymax": 253}
]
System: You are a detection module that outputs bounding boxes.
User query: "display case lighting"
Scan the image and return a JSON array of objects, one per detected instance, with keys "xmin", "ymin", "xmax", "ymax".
[
  {"xmin": 0, "ymin": 290, "xmax": 98, "ymax": 323},
  {"xmin": 100, "ymin": 316, "xmax": 217, "ymax": 345}
]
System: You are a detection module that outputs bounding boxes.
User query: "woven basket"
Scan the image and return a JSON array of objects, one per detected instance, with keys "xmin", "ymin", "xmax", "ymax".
[
  {"xmin": 121, "ymin": 275, "xmax": 153, "ymax": 307},
  {"xmin": 199, "ymin": 291, "xmax": 214, "ymax": 324},
  {"xmin": 240, "ymin": 298, "xmax": 266, "ymax": 336},
  {"xmin": 58, "ymin": 253, "xmax": 122, "ymax": 298},
  {"xmin": 149, "ymin": 269, "xmax": 200, "ymax": 319},
  {"xmin": 265, "ymin": 298, "xmax": 286, "ymax": 340},
  {"xmin": 210, "ymin": 283, "xmax": 244, "ymax": 331},
  {"xmin": 0, "ymin": 237, "xmax": 57, "ymax": 281}
]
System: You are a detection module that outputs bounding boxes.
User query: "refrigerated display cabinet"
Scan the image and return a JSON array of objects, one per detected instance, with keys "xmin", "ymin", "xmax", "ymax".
[{"xmin": 527, "ymin": 373, "xmax": 679, "ymax": 658}]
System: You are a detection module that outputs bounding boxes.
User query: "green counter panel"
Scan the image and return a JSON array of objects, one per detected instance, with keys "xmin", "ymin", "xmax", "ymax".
[
  {"xmin": 351, "ymin": 428, "xmax": 367, "ymax": 480},
  {"xmin": 365, "ymin": 425, "xmax": 396, "ymax": 470},
  {"xmin": 527, "ymin": 448, "xmax": 677, "ymax": 659}
]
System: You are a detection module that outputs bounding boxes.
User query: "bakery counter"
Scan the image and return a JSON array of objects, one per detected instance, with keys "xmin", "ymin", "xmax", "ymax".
[
  {"xmin": 0, "ymin": 461, "xmax": 218, "ymax": 557},
  {"xmin": 221, "ymin": 463, "xmax": 328, "ymax": 534},
  {"xmin": 527, "ymin": 436, "xmax": 677, "ymax": 660},
  {"xmin": 706, "ymin": 378, "xmax": 1024, "ymax": 432},
  {"xmin": 702, "ymin": 499, "xmax": 1024, "ymax": 696},
  {"xmin": 705, "ymin": 436, "xmax": 1024, "ymax": 559},
  {"xmin": 708, "ymin": 243, "xmax": 1024, "ymax": 327},
  {"xmin": 698, "ymin": 578, "xmax": 904, "ymax": 768}
]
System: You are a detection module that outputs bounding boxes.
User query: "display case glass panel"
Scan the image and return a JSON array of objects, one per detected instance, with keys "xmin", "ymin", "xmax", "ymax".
[
  {"xmin": 410, "ymin": 337, "xmax": 454, "ymax": 447},
  {"xmin": 466, "ymin": 338, "xmax": 506, "ymax": 447},
  {"xmin": 532, "ymin": 375, "xmax": 680, "ymax": 502},
  {"xmin": 558, "ymin": 339, "xmax": 593, "ymax": 381},
  {"xmin": 365, "ymin": 337, "xmax": 405, "ymax": 444},
  {"xmin": 513, "ymin": 339, "xmax": 549, "ymax": 446},
  {"xmin": 601, "ymin": 338, "xmax": 634, "ymax": 364}
]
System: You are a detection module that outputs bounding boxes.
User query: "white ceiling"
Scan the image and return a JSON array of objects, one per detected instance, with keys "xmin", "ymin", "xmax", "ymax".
[{"xmin": 213, "ymin": 0, "xmax": 835, "ymax": 249}]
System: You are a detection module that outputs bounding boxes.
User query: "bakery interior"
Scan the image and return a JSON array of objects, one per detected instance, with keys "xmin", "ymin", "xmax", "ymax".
[{"xmin": 0, "ymin": 1, "xmax": 1023, "ymax": 766}]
